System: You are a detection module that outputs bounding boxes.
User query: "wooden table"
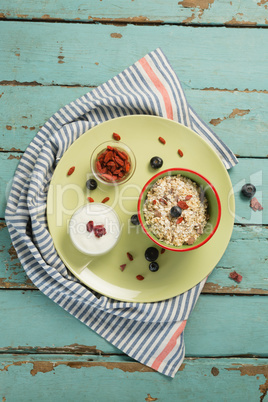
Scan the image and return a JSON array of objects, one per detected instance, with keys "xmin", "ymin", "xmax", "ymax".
[{"xmin": 1, "ymin": 2, "xmax": 267, "ymax": 401}]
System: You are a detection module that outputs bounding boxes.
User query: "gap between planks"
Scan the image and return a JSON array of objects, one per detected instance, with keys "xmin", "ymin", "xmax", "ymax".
[
  {"xmin": 0, "ymin": 17, "xmax": 268, "ymax": 29},
  {"xmin": 0, "ymin": 80, "xmax": 267, "ymax": 94}
]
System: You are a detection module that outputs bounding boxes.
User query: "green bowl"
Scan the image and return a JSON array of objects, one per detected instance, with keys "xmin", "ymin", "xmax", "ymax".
[{"xmin": 137, "ymin": 168, "xmax": 221, "ymax": 252}]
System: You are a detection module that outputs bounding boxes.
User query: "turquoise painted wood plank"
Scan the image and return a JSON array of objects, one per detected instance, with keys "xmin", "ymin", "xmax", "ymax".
[
  {"xmin": 1, "ymin": 222, "xmax": 267, "ymax": 294},
  {"xmin": 1, "ymin": 85, "xmax": 267, "ymax": 157},
  {"xmin": 1, "ymin": 154, "xmax": 267, "ymax": 223},
  {"xmin": 1, "ymin": 22, "xmax": 267, "ymax": 91},
  {"xmin": 1, "ymin": 290, "xmax": 267, "ymax": 356},
  {"xmin": 1, "ymin": 355, "xmax": 267, "ymax": 402},
  {"xmin": 1, "ymin": 0, "xmax": 268, "ymax": 26}
]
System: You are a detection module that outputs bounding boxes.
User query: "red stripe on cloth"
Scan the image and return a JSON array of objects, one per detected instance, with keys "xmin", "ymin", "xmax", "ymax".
[
  {"xmin": 151, "ymin": 320, "xmax": 187, "ymax": 371},
  {"xmin": 139, "ymin": 57, "xmax": 173, "ymax": 120}
]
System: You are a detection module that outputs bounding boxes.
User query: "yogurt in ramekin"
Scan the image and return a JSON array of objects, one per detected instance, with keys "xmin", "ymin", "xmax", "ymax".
[{"xmin": 69, "ymin": 203, "xmax": 121, "ymax": 256}]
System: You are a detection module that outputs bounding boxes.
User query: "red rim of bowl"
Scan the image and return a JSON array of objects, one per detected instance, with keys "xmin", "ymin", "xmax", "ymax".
[{"xmin": 137, "ymin": 168, "xmax": 222, "ymax": 252}]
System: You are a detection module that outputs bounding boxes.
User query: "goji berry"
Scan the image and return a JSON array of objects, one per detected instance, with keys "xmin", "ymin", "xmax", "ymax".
[
  {"xmin": 67, "ymin": 166, "xmax": 75, "ymax": 176},
  {"xmin": 101, "ymin": 197, "xmax": 110, "ymax": 203},
  {"xmin": 177, "ymin": 200, "xmax": 189, "ymax": 210},
  {"xmin": 127, "ymin": 252, "xmax": 133, "ymax": 261},
  {"xmin": 159, "ymin": 198, "xmax": 168, "ymax": 205},
  {"xmin": 136, "ymin": 275, "xmax": 144, "ymax": 281},
  {"xmin": 88, "ymin": 197, "xmax": 94, "ymax": 203},
  {"xmin": 185, "ymin": 195, "xmax": 192, "ymax": 201},
  {"xmin": 178, "ymin": 149, "xmax": 183, "ymax": 157},
  {"xmin": 177, "ymin": 217, "xmax": 184, "ymax": 224},
  {"xmin": 120, "ymin": 264, "xmax": 126, "ymax": 272},
  {"xmin": 159, "ymin": 136, "xmax": 166, "ymax": 144},
  {"xmin": 160, "ymin": 248, "xmax": 166, "ymax": 254},
  {"xmin": 152, "ymin": 200, "xmax": 157, "ymax": 205},
  {"xmin": 113, "ymin": 133, "xmax": 121, "ymax": 141}
]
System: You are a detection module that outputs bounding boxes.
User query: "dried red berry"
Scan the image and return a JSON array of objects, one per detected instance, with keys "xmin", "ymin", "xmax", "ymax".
[
  {"xmin": 160, "ymin": 248, "xmax": 166, "ymax": 254},
  {"xmin": 127, "ymin": 252, "xmax": 133, "ymax": 261},
  {"xmin": 177, "ymin": 217, "xmax": 184, "ymax": 224},
  {"xmin": 120, "ymin": 264, "xmax": 126, "ymax": 272},
  {"xmin": 93, "ymin": 225, "xmax": 106, "ymax": 238},
  {"xmin": 101, "ymin": 197, "xmax": 110, "ymax": 203},
  {"xmin": 88, "ymin": 197, "xmax": 94, "ymax": 203},
  {"xmin": 178, "ymin": 149, "xmax": 183, "ymax": 157},
  {"xmin": 229, "ymin": 271, "xmax": 243, "ymax": 283},
  {"xmin": 185, "ymin": 195, "xmax": 192, "ymax": 201},
  {"xmin": 113, "ymin": 132, "xmax": 121, "ymax": 141},
  {"xmin": 67, "ymin": 166, "xmax": 75, "ymax": 176},
  {"xmin": 159, "ymin": 198, "xmax": 168, "ymax": 205},
  {"xmin": 158, "ymin": 136, "xmax": 166, "ymax": 144},
  {"xmin": 250, "ymin": 197, "xmax": 263, "ymax": 211},
  {"xmin": 136, "ymin": 275, "xmax": 144, "ymax": 281},
  {"xmin": 177, "ymin": 200, "xmax": 189, "ymax": 210},
  {"xmin": 152, "ymin": 200, "xmax": 157, "ymax": 205},
  {"xmin": 86, "ymin": 221, "xmax": 94, "ymax": 233}
]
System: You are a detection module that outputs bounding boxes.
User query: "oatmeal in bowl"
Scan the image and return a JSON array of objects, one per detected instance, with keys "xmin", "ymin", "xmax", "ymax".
[{"xmin": 137, "ymin": 168, "xmax": 221, "ymax": 252}]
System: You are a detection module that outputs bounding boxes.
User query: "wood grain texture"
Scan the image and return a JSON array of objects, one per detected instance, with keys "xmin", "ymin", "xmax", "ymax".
[
  {"xmin": 1, "ymin": 223, "xmax": 267, "ymax": 294},
  {"xmin": 1, "ymin": 85, "xmax": 267, "ymax": 156},
  {"xmin": 1, "ymin": 290, "xmax": 267, "ymax": 357},
  {"xmin": 1, "ymin": 154, "xmax": 267, "ymax": 222},
  {"xmin": 1, "ymin": 355, "xmax": 268, "ymax": 401},
  {"xmin": 1, "ymin": 0, "xmax": 268, "ymax": 26},
  {"xmin": 1, "ymin": 22, "xmax": 268, "ymax": 91}
]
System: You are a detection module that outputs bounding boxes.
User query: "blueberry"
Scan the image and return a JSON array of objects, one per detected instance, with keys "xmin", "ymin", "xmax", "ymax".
[
  {"xmin": 149, "ymin": 262, "xmax": 159, "ymax": 272},
  {"xmin": 170, "ymin": 206, "xmax": 182, "ymax": 218},
  {"xmin": 145, "ymin": 247, "xmax": 159, "ymax": 262},
  {"xmin": 86, "ymin": 179, "xmax": 97, "ymax": 190},
  {"xmin": 241, "ymin": 183, "xmax": 256, "ymax": 198},
  {"xmin": 131, "ymin": 214, "xmax": 140, "ymax": 225},
  {"xmin": 150, "ymin": 156, "xmax": 163, "ymax": 169}
]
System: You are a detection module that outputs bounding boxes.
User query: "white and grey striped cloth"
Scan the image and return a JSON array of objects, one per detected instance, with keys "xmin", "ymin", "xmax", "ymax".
[{"xmin": 5, "ymin": 48, "xmax": 237, "ymax": 377}]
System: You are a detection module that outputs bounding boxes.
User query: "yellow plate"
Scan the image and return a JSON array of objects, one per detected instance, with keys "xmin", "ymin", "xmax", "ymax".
[{"xmin": 47, "ymin": 115, "xmax": 235, "ymax": 302}]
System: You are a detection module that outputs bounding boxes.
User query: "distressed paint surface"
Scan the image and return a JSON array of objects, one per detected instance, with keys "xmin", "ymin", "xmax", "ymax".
[
  {"xmin": 0, "ymin": 290, "xmax": 267, "ymax": 357},
  {"xmin": 0, "ymin": 22, "xmax": 268, "ymax": 91},
  {"xmin": 0, "ymin": 85, "xmax": 268, "ymax": 157},
  {"xmin": 1, "ymin": 155, "xmax": 267, "ymax": 222},
  {"xmin": 0, "ymin": 356, "xmax": 267, "ymax": 401},
  {"xmin": 0, "ymin": 0, "xmax": 268, "ymax": 26},
  {"xmin": 1, "ymin": 223, "xmax": 267, "ymax": 294}
]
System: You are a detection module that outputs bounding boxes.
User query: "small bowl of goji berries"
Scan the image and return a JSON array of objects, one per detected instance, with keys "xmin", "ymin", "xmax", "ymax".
[
  {"xmin": 138, "ymin": 168, "xmax": 221, "ymax": 252},
  {"xmin": 91, "ymin": 141, "xmax": 136, "ymax": 185}
]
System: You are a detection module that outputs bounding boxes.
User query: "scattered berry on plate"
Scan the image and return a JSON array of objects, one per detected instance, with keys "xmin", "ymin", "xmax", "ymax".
[
  {"xmin": 67, "ymin": 166, "xmax": 75, "ymax": 176},
  {"xmin": 136, "ymin": 275, "xmax": 144, "ymax": 280},
  {"xmin": 145, "ymin": 247, "xmax": 159, "ymax": 262},
  {"xmin": 241, "ymin": 183, "xmax": 256, "ymax": 198},
  {"xmin": 158, "ymin": 136, "xmax": 166, "ymax": 144},
  {"xmin": 120, "ymin": 264, "xmax": 126, "ymax": 272},
  {"xmin": 101, "ymin": 197, "xmax": 110, "ymax": 203},
  {"xmin": 170, "ymin": 206, "xmax": 182, "ymax": 218},
  {"xmin": 113, "ymin": 132, "xmax": 121, "ymax": 141},
  {"xmin": 86, "ymin": 179, "xmax": 97, "ymax": 190},
  {"xmin": 127, "ymin": 252, "xmax": 134, "ymax": 261},
  {"xmin": 150, "ymin": 156, "xmax": 163, "ymax": 169},
  {"xmin": 178, "ymin": 149, "xmax": 183, "ymax": 157},
  {"xmin": 88, "ymin": 197, "xmax": 94, "ymax": 203},
  {"xmin": 131, "ymin": 214, "xmax": 140, "ymax": 225},
  {"xmin": 160, "ymin": 248, "xmax": 166, "ymax": 254},
  {"xmin": 149, "ymin": 262, "xmax": 159, "ymax": 272}
]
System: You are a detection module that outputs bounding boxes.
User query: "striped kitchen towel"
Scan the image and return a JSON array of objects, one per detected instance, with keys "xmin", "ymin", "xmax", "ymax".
[{"xmin": 5, "ymin": 48, "xmax": 237, "ymax": 377}]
